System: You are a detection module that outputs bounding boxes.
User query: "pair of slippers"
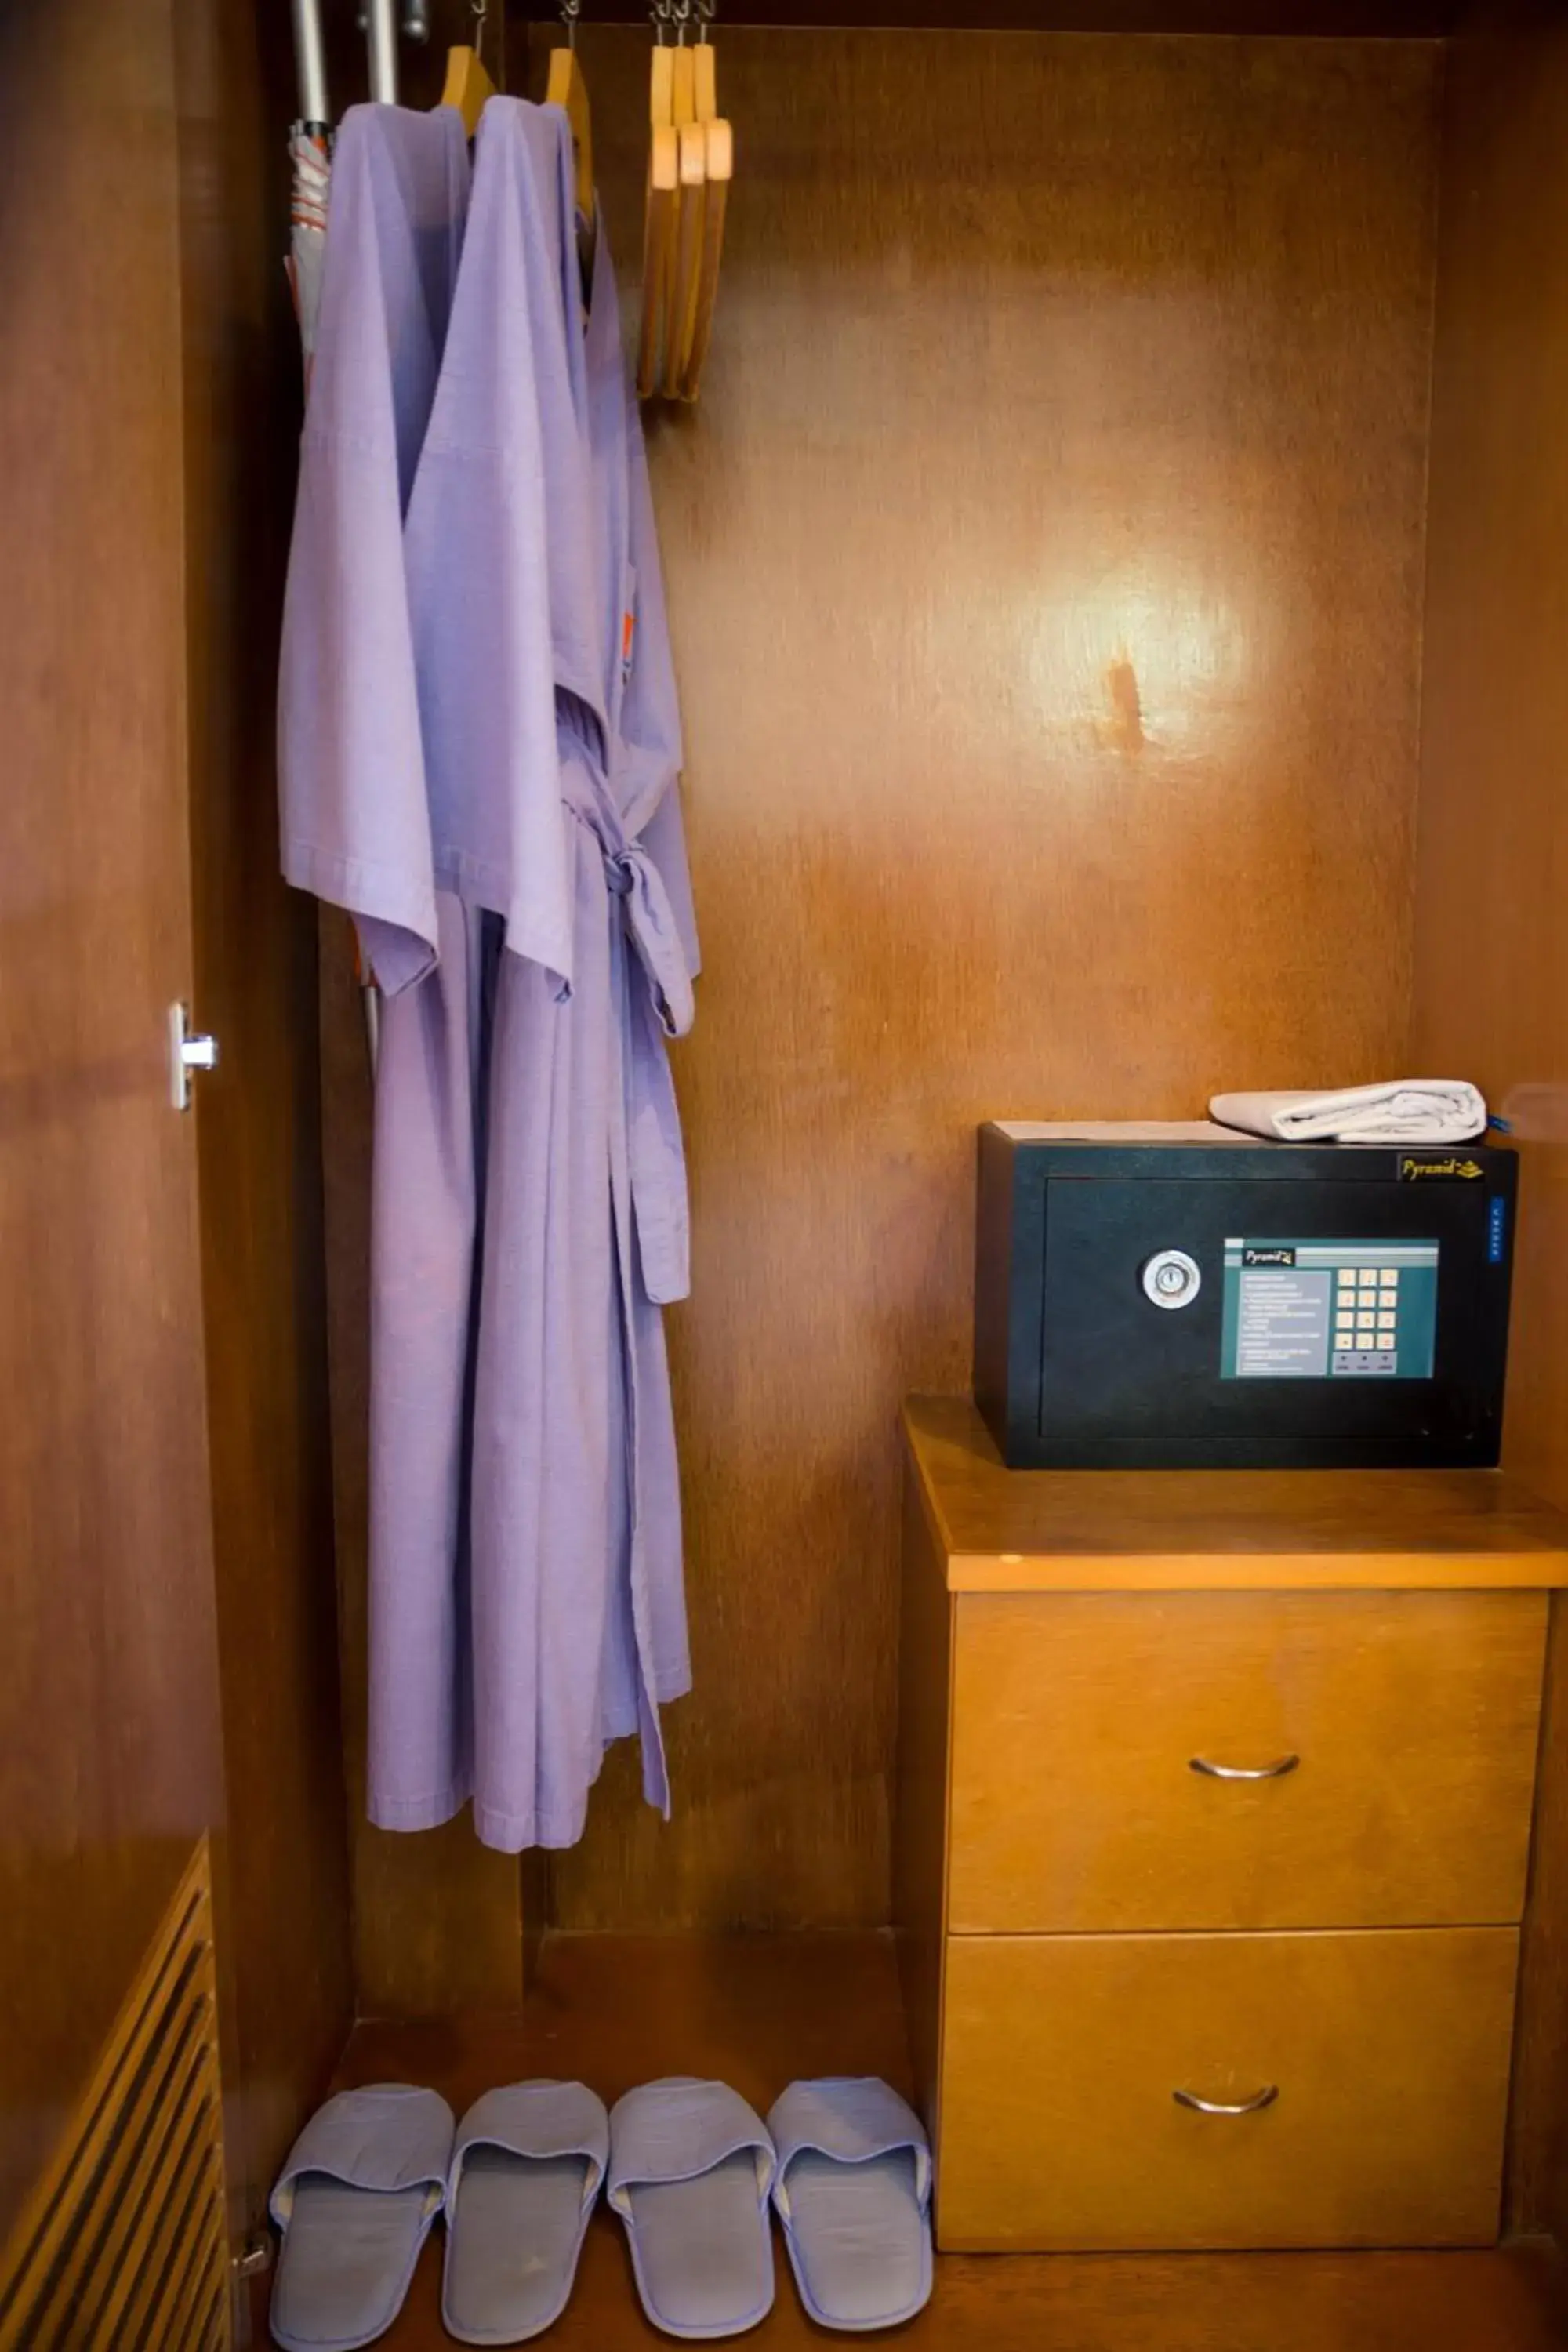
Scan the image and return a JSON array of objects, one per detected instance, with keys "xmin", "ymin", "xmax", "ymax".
[{"xmin": 268, "ymin": 2073, "xmax": 932, "ymax": 2347}]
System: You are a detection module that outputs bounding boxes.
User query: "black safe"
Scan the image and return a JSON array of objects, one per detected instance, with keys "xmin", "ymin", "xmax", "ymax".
[{"xmin": 974, "ymin": 1123, "xmax": 1517, "ymax": 1470}]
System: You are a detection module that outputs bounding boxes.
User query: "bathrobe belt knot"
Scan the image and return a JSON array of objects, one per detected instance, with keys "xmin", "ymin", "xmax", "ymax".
[
  {"xmin": 564, "ymin": 768, "xmax": 694, "ymax": 1307},
  {"xmin": 603, "ymin": 840, "xmax": 697, "ymax": 1042}
]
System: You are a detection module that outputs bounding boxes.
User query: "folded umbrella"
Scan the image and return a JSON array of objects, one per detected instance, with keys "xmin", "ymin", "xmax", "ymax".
[{"xmin": 285, "ymin": 124, "xmax": 331, "ymax": 377}]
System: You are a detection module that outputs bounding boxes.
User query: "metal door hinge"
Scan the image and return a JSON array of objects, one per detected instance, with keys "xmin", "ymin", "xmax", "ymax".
[
  {"xmin": 233, "ymin": 2234, "xmax": 273, "ymax": 2280},
  {"xmin": 169, "ymin": 1002, "xmax": 220, "ymax": 1112}
]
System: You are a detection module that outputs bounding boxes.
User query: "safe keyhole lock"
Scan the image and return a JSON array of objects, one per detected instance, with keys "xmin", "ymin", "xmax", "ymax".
[{"xmin": 1142, "ymin": 1249, "xmax": 1202, "ymax": 1310}]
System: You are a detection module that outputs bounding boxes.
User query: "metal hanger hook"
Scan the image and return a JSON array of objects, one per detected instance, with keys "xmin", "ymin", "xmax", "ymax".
[
  {"xmin": 694, "ymin": 0, "xmax": 716, "ymax": 38},
  {"xmin": 673, "ymin": 0, "xmax": 692, "ymax": 45},
  {"xmin": 470, "ymin": 0, "xmax": 486, "ymax": 63},
  {"xmin": 561, "ymin": 0, "xmax": 582, "ymax": 49},
  {"xmin": 651, "ymin": 0, "xmax": 674, "ymax": 45}
]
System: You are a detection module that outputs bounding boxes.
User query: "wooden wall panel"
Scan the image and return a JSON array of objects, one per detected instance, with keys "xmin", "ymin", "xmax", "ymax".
[
  {"xmin": 176, "ymin": 0, "xmax": 356, "ymax": 2225},
  {"xmin": 1414, "ymin": 0, "xmax": 1568, "ymax": 2244},
  {"xmin": 0, "ymin": 0, "xmax": 227, "ymax": 2248},
  {"xmin": 318, "ymin": 26, "xmax": 1440, "ymax": 1966},
  {"xmin": 515, "ymin": 4, "xmax": 1456, "ymax": 34},
  {"xmin": 534, "ymin": 27, "xmax": 1441, "ymax": 1928}
]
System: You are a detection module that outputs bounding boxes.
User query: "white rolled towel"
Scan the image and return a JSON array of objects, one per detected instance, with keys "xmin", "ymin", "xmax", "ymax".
[{"xmin": 1208, "ymin": 1081, "xmax": 1487, "ymax": 1145}]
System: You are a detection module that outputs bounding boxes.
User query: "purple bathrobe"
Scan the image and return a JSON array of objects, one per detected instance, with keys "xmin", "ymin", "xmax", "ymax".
[
  {"xmin": 279, "ymin": 98, "xmax": 697, "ymax": 1852},
  {"xmin": 279, "ymin": 102, "xmax": 487, "ymax": 1831}
]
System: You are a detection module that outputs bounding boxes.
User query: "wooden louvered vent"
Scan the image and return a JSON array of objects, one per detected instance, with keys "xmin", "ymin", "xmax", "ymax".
[{"xmin": 0, "ymin": 1838, "xmax": 231, "ymax": 2350}]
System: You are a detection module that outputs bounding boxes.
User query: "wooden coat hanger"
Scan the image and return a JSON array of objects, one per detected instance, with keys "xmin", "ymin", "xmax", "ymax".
[
  {"xmin": 678, "ymin": 0, "xmax": 732, "ymax": 400},
  {"xmin": 638, "ymin": 3, "xmax": 680, "ymax": 397},
  {"xmin": 546, "ymin": 0, "xmax": 597, "ymax": 245},
  {"xmin": 662, "ymin": 4, "xmax": 708, "ymax": 398},
  {"xmin": 441, "ymin": 0, "xmax": 495, "ymax": 137}
]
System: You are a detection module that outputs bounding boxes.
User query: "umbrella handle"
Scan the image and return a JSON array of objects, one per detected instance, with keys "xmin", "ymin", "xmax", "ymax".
[{"xmin": 349, "ymin": 922, "xmax": 380, "ymax": 1080}]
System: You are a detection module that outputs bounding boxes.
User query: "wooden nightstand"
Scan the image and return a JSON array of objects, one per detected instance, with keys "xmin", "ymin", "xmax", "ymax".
[{"xmin": 893, "ymin": 1396, "xmax": 1568, "ymax": 2253}]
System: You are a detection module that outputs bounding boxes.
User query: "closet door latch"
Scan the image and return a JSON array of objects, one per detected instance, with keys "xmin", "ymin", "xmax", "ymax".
[{"xmin": 168, "ymin": 1003, "xmax": 221, "ymax": 1111}]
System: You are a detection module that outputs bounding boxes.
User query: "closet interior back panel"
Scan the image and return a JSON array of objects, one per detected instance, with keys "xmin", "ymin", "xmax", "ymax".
[
  {"xmin": 334, "ymin": 23, "xmax": 1443, "ymax": 1962},
  {"xmin": 563, "ymin": 25, "xmax": 1441, "ymax": 1933}
]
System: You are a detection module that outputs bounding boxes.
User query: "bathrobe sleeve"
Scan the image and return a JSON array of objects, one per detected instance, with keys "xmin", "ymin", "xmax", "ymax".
[
  {"xmin": 620, "ymin": 378, "xmax": 700, "ymax": 983},
  {"xmin": 277, "ymin": 107, "xmax": 449, "ymax": 996},
  {"xmin": 401, "ymin": 101, "xmax": 579, "ymax": 993}
]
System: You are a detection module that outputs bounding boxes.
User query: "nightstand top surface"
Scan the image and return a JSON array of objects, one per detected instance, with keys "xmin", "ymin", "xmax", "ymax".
[{"xmin": 903, "ymin": 1396, "xmax": 1568, "ymax": 1592}]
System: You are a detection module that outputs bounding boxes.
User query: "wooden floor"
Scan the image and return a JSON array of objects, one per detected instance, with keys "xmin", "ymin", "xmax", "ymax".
[{"xmin": 270, "ymin": 1934, "xmax": 1568, "ymax": 2350}]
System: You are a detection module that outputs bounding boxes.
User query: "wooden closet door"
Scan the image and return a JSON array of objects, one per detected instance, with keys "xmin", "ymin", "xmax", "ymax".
[{"xmin": 0, "ymin": 0, "xmax": 228, "ymax": 2259}]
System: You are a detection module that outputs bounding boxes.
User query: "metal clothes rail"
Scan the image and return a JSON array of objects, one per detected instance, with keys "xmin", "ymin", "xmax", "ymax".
[{"xmin": 290, "ymin": 0, "xmax": 399, "ymax": 123}]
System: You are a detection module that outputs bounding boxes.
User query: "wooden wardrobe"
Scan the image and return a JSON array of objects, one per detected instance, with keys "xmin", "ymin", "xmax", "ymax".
[{"xmin": 5, "ymin": 1, "xmax": 1568, "ymax": 2345}]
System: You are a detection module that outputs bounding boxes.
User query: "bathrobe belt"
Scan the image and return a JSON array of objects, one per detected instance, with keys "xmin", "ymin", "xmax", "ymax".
[{"xmin": 562, "ymin": 749, "xmax": 694, "ymax": 1308}]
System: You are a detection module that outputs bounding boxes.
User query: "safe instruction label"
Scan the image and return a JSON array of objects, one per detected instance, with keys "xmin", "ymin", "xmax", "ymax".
[{"xmin": 1220, "ymin": 1240, "xmax": 1439, "ymax": 1380}]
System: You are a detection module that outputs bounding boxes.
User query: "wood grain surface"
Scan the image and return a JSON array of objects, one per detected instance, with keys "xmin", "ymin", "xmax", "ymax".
[
  {"xmin": 939, "ymin": 1926, "xmax": 1519, "ymax": 2250},
  {"xmin": 0, "ymin": 0, "xmax": 227, "ymax": 2249},
  {"xmin": 949, "ymin": 1589, "xmax": 1545, "ymax": 1933},
  {"xmin": 0, "ymin": 1843, "xmax": 230, "ymax": 2352},
  {"xmin": 175, "ymin": 0, "xmax": 356, "ymax": 2230},
  {"xmin": 1414, "ymin": 0, "xmax": 1568, "ymax": 2246},
  {"xmin": 525, "ymin": 24, "xmax": 1443, "ymax": 1933},
  {"xmin": 892, "ymin": 1470, "xmax": 953, "ymax": 2131},
  {"xmin": 905, "ymin": 1396, "xmax": 1568, "ymax": 1588},
  {"xmin": 292, "ymin": 1933, "xmax": 1568, "ymax": 2350},
  {"xmin": 514, "ymin": 4, "xmax": 1455, "ymax": 35}
]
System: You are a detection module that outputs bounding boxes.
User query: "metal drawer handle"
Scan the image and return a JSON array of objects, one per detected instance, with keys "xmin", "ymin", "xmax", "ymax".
[
  {"xmin": 1189, "ymin": 1753, "xmax": 1300, "ymax": 1781},
  {"xmin": 1173, "ymin": 2085, "xmax": 1279, "ymax": 2117}
]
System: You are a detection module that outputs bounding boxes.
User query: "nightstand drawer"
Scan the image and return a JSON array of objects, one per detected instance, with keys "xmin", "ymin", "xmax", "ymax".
[
  {"xmin": 938, "ymin": 1927, "xmax": 1517, "ymax": 2250},
  {"xmin": 949, "ymin": 1590, "xmax": 1544, "ymax": 1933}
]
